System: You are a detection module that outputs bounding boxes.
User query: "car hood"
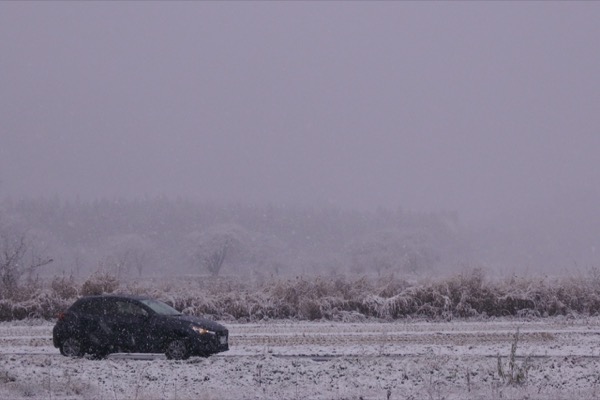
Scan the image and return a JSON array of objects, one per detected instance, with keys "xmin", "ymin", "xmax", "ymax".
[{"xmin": 173, "ymin": 315, "xmax": 227, "ymax": 332}]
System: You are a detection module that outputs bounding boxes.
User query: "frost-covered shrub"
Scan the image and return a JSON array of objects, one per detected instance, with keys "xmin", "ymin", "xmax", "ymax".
[
  {"xmin": 0, "ymin": 292, "xmax": 68, "ymax": 321},
  {"xmin": 298, "ymin": 299, "xmax": 322, "ymax": 320},
  {"xmin": 5, "ymin": 269, "xmax": 600, "ymax": 322},
  {"xmin": 0, "ymin": 300, "xmax": 12, "ymax": 321},
  {"xmin": 51, "ymin": 274, "xmax": 79, "ymax": 299},
  {"xmin": 377, "ymin": 277, "xmax": 411, "ymax": 298},
  {"xmin": 80, "ymin": 271, "xmax": 119, "ymax": 295}
]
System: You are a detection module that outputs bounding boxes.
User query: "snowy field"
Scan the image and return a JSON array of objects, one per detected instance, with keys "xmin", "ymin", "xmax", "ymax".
[{"xmin": 2, "ymin": 318, "xmax": 600, "ymax": 399}]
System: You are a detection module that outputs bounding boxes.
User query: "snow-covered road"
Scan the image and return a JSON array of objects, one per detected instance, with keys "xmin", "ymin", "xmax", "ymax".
[{"xmin": 2, "ymin": 318, "xmax": 600, "ymax": 399}]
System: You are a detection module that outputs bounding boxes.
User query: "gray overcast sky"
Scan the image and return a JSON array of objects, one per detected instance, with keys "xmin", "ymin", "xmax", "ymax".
[{"xmin": 1, "ymin": 2, "xmax": 599, "ymax": 224}]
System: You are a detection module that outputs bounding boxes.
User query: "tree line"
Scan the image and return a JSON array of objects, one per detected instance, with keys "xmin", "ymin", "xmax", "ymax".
[{"xmin": 0, "ymin": 196, "xmax": 463, "ymax": 294}]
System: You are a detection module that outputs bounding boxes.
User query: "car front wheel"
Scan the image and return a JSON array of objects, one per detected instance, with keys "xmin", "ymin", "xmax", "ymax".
[
  {"xmin": 165, "ymin": 339, "xmax": 189, "ymax": 360},
  {"xmin": 60, "ymin": 337, "xmax": 84, "ymax": 357}
]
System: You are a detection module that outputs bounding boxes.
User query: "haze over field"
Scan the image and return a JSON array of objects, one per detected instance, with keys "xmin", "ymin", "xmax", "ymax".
[{"xmin": 1, "ymin": 2, "xmax": 599, "ymax": 272}]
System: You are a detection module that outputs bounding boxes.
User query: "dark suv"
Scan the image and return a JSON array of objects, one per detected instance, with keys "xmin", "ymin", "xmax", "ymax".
[{"xmin": 53, "ymin": 295, "xmax": 229, "ymax": 360}]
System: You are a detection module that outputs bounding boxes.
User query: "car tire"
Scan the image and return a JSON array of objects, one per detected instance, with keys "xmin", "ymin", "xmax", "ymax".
[
  {"xmin": 60, "ymin": 337, "xmax": 84, "ymax": 357},
  {"xmin": 165, "ymin": 339, "xmax": 190, "ymax": 360}
]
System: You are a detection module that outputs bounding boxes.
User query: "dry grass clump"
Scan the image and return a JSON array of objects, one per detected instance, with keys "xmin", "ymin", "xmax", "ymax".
[
  {"xmin": 0, "ymin": 273, "xmax": 79, "ymax": 321},
  {"xmin": 497, "ymin": 329, "xmax": 531, "ymax": 386},
  {"xmin": 51, "ymin": 274, "xmax": 79, "ymax": 299},
  {"xmin": 0, "ymin": 290, "xmax": 72, "ymax": 320},
  {"xmin": 266, "ymin": 276, "xmax": 384, "ymax": 320},
  {"xmin": 0, "ymin": 268, "xmax": 74, "ymax": 320},
  {"xmin": 80, "ymin": 271, "xmax": 119, "ymax": 296}
]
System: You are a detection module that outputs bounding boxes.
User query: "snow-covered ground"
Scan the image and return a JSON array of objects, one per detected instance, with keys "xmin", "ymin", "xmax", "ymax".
[{"xmin": 2, "ymin": 317, "xmax": 600, "ymax": 399}]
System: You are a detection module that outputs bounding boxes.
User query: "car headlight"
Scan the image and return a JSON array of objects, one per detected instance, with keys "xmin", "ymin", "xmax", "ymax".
[{"xmin": 192, "ymin": 326, "xmax": 215, "ymax": 335}]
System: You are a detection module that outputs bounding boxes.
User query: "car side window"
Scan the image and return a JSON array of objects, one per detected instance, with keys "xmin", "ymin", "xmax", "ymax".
[
  {"xmin": 74, "ymin": 299, "xmax": 109, "ymax": 316},
  {"xmin": 115, "ymin": 301, "xmax": 148, "ymax": 317}
]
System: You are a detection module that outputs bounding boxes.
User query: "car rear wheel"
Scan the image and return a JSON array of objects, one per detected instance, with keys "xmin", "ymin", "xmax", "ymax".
[
  {"xmin": 60, "ymin": 337, "xmax": 84, "ymax": 357},
  {"xmin": 165, "ymin": 339, "xmax": 189, "ymax": 360}
]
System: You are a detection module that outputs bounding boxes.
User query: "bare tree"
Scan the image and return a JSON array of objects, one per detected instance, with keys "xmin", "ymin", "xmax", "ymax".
[
  {"xmin": 102, "ymin": 234, "xmax": 156, "ymax": 278},
  {"xmin": 0, "ymin": 229, "xmax": 53, "ymax": 298},
  {"xmin": 189, "ymin": 224, "xmax": 250, "ymax": 276}
]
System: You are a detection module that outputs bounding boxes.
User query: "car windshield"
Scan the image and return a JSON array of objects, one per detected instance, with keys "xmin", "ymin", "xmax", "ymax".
[{"xmin": 140, "ymin": 299, "xmax": 182, "ymax": 316}]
